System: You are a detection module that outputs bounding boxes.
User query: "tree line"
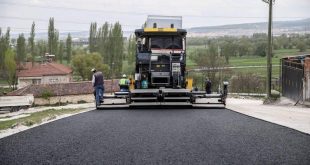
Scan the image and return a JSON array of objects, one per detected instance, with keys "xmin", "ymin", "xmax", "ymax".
[
  {"xmin": 72, "ymin": 21, "xmax": 127, "ymax": 80},
  {"xmin": 0, "ymin": 17, "xmax": 133, "ymax": 88},
  {"xmin": 188, "ymin": 33, "xmax": 310, "ymax": 64},
  {"xmin": 0, "ymin": 18, "xmax": 72, "ymax": 89}
]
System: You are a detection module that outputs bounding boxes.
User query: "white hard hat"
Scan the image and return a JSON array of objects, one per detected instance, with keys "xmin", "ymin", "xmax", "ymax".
[
  {"xmin": 91, "ymin": 68, "xmax": 96, "ymax": 72},
  {"xmin": 122, "ymin": 74, "xmax": 126, "ymax": 78}
]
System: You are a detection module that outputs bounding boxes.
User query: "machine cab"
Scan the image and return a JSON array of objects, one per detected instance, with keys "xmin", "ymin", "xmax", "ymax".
[{"xmin": 134, "ymin": 15, "xmax": 187, "ymax": 89}]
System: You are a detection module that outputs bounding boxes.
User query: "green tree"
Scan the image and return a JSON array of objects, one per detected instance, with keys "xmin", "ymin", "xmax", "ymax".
[
  {"xmin": 127, "ymin": 34, "xmax": 136, "ymax": 64},
  {"xmin": 16, "ymin": 33, "xmax": 26, "ymax": 67},
  {"xmin": 54, "ymin": 30, "xmax": 59, "ymax": 58},
  {"xmin": 254, "ymin": 42, "xmax": 267, "ymax": 57},
  {"xmin": 110, "ymin": 22, "xmax": 124, "ymax": 76},
  {"xmin": 36, "ymin": 40, "xmax": 47, "ymax": 61},
  {"xmin": 4, "ymin": 49, "xmax": 16, "ymax": 89},
  {"xmin": 58, "ymin": 41, "xmax": 64, "ymax": 64},
  {"xmin": 89, "ymin": 22, "xmax": 97, "ymax": 53},
  {"xmin": 97, "ymin": 22, "xmax": 109, "ymax": 62},
  {"xmin": 221, "ymin": 40, "xmax": 237, "ymax": 64},
  {"xmin": 191, "ymin": 44, "xmax": 225, "ymax": 91},
  {"xmin": 0, "ymin": 28, "xmax": 10, "ymax": 71},
  {"xmin": 48, "ymin": 17, "xmax": 59, "ymax": 55},
  {"xmin": 66, "ymin": 33, "xmax": 72, "ymax": 62},
  {"xmin": 72, "ymin": 52, "xmax": 109, "ymax": 80},
  {"xmin": 28, "ymin": 22, "xmax": 35, "ymax": 66},
  {"xmin": 296, "ymin": 41, "xmax": 306, "ymax": 52},
  {"xmin": 237, "ymin": 37, "xmax": 251, "ymax": 56}
]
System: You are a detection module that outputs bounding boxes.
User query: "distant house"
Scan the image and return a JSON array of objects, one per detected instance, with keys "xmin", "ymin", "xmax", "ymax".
[{"xmin": 17, "ymin": 62, "xmax": 73, "ymax": 89}]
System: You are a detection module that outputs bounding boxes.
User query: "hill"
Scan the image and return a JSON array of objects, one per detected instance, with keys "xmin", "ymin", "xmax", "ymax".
[{"xmin": 188, "ymin": 18, "xmax": 310, "ymax": 37}]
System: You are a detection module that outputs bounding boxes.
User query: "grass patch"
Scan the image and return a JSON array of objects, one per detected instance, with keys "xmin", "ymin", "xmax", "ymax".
[
  {"xmin": 0, "ymin": 87, "xmax": 13, "ymax": 96},
  {"xmin": 0, "ymin": 109, "xmax": 84, "ymax": 130},
  {"xmin": 0, "ymin": 116, "xmax": 11, "ymax": 119}
]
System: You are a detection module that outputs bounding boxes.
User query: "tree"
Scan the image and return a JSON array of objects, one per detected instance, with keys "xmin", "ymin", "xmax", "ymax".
[
  {"xmin": 54, "ymin": 30, "xmax": 59, "ymax": 58},
  {"xmin": 221, "ymin": 40, "xmax": 237, "ymax": 64},
  {"xmin": 66, "ymin": 33, "xmax": 72, "ymax": 63},
  {"xmin": 48, "ymin": 17, "xmax": 55, "ymax": 54},
  {"xmin": 0, "ymin": 28, "xmax": 10, "ymax": 71},
  {"xmin": 254, "ymin": 42, "xmax": 267, "ymax": 57},
  {"xmin": 97, "ymin": 22, "xmax": 109, "ymax": 62},
  {"xmin": 127, "ymin": 34, "xmax": 136, "ymax": 64},
  {"xmin": 191, "ymin": 44, "xmax": 225, "ymax": 91},
  {"xmin": 16, "ymin": 33, "xmax": 26, "ymax": 67},
  {"xmin": 109, "ymin": 22, "xmax": 124, "ymax": 76},
  {"xmin": 58, "ymin": 41, "xmax": 64, "ymax": 64},
  {"xmin": 237, "ymin": 37, "xmax": 251, "ymax": 56},
  {"xmin": 48, "ymin": 17, "xmax": 58, "ymax": 55},
  {"xmin": 296, "ymin": 41, "xmax": 306, "ymax": 52},
  {"xmin": 72, "ymin": 52, "xmax": 109, "ymax": 80},
  {"xmin": 28, "ymin": 22, "xmax": 35, "ymax": 66},
  {"xmin": 36, "ymin": 40, "xmax": 47, "ymax": 61},
  {"xmin": 89, "ymin": 22, "xmax": 97, "ymax": 53},
  {"xmin": 4, "ymin": 49, "xmax": 16, "ymax": 89}
]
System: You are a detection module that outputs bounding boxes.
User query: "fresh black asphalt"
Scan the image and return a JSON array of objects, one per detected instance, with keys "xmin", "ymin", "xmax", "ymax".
[{"xmin": 0, "ymin": 108, "xmax": 310, "ymax": 165}]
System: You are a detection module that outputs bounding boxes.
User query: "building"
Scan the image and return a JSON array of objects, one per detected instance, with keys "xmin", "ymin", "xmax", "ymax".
[
  {"xmin": 17, "ymin": 62, "xmax": 73, "ymax": 89},
  {"xmin": 281, "ymin": 54, "xmax": 310, "ymax": 103}
]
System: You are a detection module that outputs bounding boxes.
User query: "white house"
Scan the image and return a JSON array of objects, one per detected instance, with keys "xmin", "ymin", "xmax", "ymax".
[{"xmin": 17, "ymin": 62, "xmax": 72, "ymax": 89}]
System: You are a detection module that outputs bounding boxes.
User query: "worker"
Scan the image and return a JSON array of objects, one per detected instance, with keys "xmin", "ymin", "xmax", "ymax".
[
  {"xmin": 137, "ymin": 39, "xmax": 142, "ymax": 52},
  {"xmin": 205, "ymin": 77, "xmax": 212, "ymax": 94},
  {"xmin": 91, "ymin": 68, "xmax": 104, "ymax": 107},
  {"xmin": 119, "ymin": 74, "xmax": 130, "ymax": 92},
  {"xmin": 129, "ymin": 77, "xmax": 135, "ymax": 90},
  {"xmin": 141, "ymin": 74, "xmax": 148, "ymax": 89}
]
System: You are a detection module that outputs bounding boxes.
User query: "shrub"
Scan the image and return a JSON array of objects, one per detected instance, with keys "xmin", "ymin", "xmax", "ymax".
[
  {"xmin": 229, "ymin": 73, "xmax": 265, "ymax": 93},
  {"xmin": 77, "ymin": 100, "xmax": 87, "ymax": 104}
]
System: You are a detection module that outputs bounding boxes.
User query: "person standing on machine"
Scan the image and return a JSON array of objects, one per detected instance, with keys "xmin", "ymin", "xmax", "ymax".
[{"xmin": 205, "ymin": 77, "xmax": 212, "ymax": 94}]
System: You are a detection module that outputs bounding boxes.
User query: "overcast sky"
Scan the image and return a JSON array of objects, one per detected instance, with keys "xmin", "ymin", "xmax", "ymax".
[{"xmin": 0, "ymin": 0, "xmax": 310, "ymax": 34}]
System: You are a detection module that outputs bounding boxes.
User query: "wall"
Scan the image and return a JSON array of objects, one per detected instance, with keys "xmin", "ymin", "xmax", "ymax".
[
  {"xmin": 34, "ymin": 94, "xmax": 94, "ymax": 106},
  {"xmin": 18, "ymin": 74, "xmax": 72, "ymax": 89},
  {"xmin": 18, "ymin": 77, "xmax": 42, "ymax": 89},
  {"xmin": 41, "ymin": 74, "xmax": 72, "ymax": 84}
]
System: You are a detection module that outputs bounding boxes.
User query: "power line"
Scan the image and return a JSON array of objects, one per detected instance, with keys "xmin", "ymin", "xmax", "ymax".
[
  {"xmin": 1, "ymin": 1, "xmax": 309, "ymax": 19},
  {"xmin": 0, "ymin": 15, "xmax": 141, "ymax": 27},
  {"xmin": 0, "ymin": 26, "xmax": 88, "ymax": 32}
]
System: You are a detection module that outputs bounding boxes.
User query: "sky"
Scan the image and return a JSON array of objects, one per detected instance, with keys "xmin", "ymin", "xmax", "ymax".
[{"xmin": 0, "ymin": 0, "xmax": 310, "ymax": 34}]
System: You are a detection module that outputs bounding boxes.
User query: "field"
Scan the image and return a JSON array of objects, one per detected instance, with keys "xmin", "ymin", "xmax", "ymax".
[{"xmin": 187, "ymin": 47, "xmax": 310, "ymax": 78}]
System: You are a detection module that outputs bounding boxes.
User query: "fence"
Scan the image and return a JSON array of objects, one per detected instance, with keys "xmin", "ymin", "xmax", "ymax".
[
  {"xmin": 281, "ymin": 58, "xmax": 306, "ymax": 101},
  {"xmin": 304, "ymin": 70, "xmax": 310, "ymax": 102}
]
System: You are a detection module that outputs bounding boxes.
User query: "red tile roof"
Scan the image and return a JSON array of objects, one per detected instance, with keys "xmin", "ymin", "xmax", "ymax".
[{"xmin": 17, "ymin": 62, "xmax": 72, "ymax": 77}]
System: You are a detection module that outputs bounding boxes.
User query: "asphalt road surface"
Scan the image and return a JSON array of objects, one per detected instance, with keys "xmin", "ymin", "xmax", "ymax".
[{"xmin": 1, "ymin": 108, "xmax": 310, "ymax": 165}]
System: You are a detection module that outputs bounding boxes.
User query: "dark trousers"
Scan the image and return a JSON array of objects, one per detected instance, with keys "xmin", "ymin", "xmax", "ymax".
[{"xmin": 94, "ymin": 85, "xmax": 104, "ymax": 106}]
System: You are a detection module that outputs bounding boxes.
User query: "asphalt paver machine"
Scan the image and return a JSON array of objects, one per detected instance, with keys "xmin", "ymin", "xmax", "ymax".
[{"xmin": 99, "ymin": 15, "xmax": 228, "ymax": 108}]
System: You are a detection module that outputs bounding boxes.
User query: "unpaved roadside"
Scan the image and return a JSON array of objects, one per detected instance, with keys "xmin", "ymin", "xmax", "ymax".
[
  {"xmin": 226, "ymin": 98, "xmax": 310, "ymax": 134},
  {"xmin": 0, "ymin": 103, "xmax": 95, "ymax": 139}
]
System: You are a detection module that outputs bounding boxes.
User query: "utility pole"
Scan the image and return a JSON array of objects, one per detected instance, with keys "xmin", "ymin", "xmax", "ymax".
[{"xmin": 262, "ymin": 0, "xmax": 274, "ymax": 98}]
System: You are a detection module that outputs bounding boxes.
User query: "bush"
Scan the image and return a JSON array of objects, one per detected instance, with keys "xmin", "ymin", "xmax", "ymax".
[
  {"xmin": 23, "ymin": 120, "xmax": 35, "ymax": 126},
  {"xmin": 77, "ymin": 100, "xmax": 87, "ymax": 104},
  {"xmin": 229, "ymin": 73, "xmax": 265, "ymax": 93},
  {"xmin": 40, "ymin": 89, "xmax": 53, "ymax": 100}
]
